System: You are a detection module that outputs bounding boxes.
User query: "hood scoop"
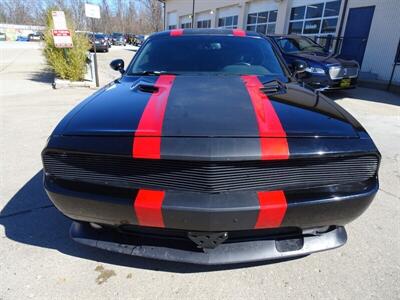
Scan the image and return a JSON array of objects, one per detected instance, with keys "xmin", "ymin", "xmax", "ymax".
[
  {"xmin": 131, "ymin": 80, "xmax": 159, "ymax": 93},
  {"xmin": 260, "ymin": 80, "xmax": 287, "ymax": 96}
]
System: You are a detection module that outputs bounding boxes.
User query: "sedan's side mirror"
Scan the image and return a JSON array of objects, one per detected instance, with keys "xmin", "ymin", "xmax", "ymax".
[
  {"xmin": 110, "ymin": 59, "xmax": 125, "ymax": 74},
  {"xmin": 292, "ymin": 60, "xmax": 307, "ymax": 75}
]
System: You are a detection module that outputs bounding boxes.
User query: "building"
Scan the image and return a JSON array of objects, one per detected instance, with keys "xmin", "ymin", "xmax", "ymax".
[
  {"xmin": 161, "ymin": 0, "xmax": 400, "ymax": 90},
  {"xmin": 0, "ymin": 23, "xmax": 45, "ymax": 41}
]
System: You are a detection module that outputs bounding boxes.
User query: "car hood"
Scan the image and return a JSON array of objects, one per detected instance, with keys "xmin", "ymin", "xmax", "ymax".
[
  {"xmin": 288, "ymin": 52, "xmax": 358, "ymax": 66},
  {"xmin": 61, "ymin": 75, "xmax": 360, "ymax": 138}
]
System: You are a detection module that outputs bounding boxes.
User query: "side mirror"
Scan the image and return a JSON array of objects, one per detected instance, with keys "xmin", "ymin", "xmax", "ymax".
[
  {"xmin": 110, "ymin": 59, "xmax": 125, "ymax": 74},
  {"xmin": 292, "ymin": 60, "xmax": 307, "ymax": 75}
]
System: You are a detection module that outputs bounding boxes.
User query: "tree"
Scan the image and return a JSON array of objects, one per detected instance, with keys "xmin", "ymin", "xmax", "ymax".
[
  {"xmin": 140, "ymin": 0, "xmax": 163, "ymax": 33},
  {"xmin": 0, "ymin": 0, "xmax": 163, "ymax": 34},
  {"xmin": 43, "ymin": 7, "xmax": 90, "ymax": 81}
]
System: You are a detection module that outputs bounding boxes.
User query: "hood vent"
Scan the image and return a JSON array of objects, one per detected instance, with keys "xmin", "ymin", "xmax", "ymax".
[
  {"xmin": 131, "ymin": 81, "xmax": 159, "ymax": 93},
  {"xmin": 259, "ymin": 80, "xmax": 287, "ymax": 96}
]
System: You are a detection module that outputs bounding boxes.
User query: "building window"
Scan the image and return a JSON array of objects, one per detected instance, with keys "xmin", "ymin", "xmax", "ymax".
[
  {"xmin": 218, "ymin": 15, "xmax": 238, "ymax": 29},
  {"xmin": 168, "ymin": 25, "xmax": 177, "ymax": 30},
  {"xmin": 197, "ymin": 20, "xmax": 211, "ymax": 28},
  {"xmin": 246, "ymin": 10, "xmax": 277, "ymax": 34},
  {"xmin": 181, "ymin": 22, "xmax": 192, "ymax": 29},
  {"xmin": 288, "ymin": 0, "xmax": 341, "ymax": 35}
]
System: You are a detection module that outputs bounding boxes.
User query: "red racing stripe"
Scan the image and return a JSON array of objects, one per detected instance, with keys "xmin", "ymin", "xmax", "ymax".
[
  {"xmin": 255, "ymin": 190, "xmax": 287, "ymax": 228},
  {"xmin": 132, "ymin": 75, "xmax": 176, "ymax": 159},
  {"xmin": 134, "ymin": 189, "xmax": 165, "ymax": 228},
  {"xmin": 170, "ymin": 29, "xmax": 184, "ymax": 36},
  {"xmin": 241, "ymin": 75, "xmax": 289, "ymax": 160},
  {"xmin": 232, "ymin": 29, "xmax": 246, "ymax": 37}
]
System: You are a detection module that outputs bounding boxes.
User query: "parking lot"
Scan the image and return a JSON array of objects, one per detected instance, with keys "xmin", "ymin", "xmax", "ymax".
[{"xmin": 0, "ymin": 41, "xmax": 399, "ymax": 299}]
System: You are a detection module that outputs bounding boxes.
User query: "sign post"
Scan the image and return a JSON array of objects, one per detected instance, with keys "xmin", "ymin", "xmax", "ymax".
[{"xmin": 85, "ymin": 3, "xmax": 101, "ymax": 87}]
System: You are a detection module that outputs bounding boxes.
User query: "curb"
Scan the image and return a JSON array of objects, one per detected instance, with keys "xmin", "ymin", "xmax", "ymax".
[{"xmin": 53, "ymin": 78, "xmax": 97, "ymax": 89}]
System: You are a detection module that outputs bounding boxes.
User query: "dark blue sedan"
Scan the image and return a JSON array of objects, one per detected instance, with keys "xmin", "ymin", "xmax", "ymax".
[{"xmin": 270, "ymin": 35, "xmax": 359, "ymax": 90}]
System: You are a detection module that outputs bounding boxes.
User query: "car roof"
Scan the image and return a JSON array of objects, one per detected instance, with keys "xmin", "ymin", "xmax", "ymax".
[{"xmin": 150, "ymin": 29, "xmax": 264, "ymax": 39}]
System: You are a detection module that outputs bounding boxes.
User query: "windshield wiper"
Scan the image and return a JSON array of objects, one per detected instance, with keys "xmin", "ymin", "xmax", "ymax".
[{"xmin": 130, "ymin": 70, "xmax": 179, "ymax": 76}]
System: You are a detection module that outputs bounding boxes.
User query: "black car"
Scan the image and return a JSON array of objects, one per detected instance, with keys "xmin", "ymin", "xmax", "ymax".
[
  {"xmin": 89, "ymin": 33, "xmax": 109, "ymax": 52},
  {"xmin": 133, "ymin": 34, "xmax": 145, "ymax": 46},
  {"xmin": 270, "ymin": 35, "xmax": 359, "ymax": 90},
  {"xmin": 42, "ymin": 29, "xmax": 379, "ymax": 265},
  {"xmin": 28, "ymin": 32, "xmax": 43, "ymax": 41},
  {"xmin": 111, "ymin": 32, "xmax": 126, "ymax": 46}
]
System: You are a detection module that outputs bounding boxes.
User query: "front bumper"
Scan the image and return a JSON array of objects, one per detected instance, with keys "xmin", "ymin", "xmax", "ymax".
[
  {"xmin": 71, "ymin": 221, "xmax": 347, "ymax": 265},
  {"xmin": 44, "ymin": 176, "xmax": 377, "ymax": 263},
  {"xmin": 302, "ymin": 73, "xmax": 358, "ymax": 90},
  {"xmin": 45, "ymin": 178, "xmax": 377, "ymax": 231},
  {"xmin": 90, "ymin": 44, "xmax": 108, "ymax": 51}
]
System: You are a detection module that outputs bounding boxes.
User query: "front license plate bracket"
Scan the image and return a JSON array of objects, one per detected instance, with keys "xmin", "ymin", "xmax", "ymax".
[{"xmin": 188, "ymin": 231, "xmax": 229, "ymax": 249}]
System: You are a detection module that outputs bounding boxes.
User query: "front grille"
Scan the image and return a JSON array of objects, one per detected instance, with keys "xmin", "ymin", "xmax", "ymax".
[
  {"xmin": 42, "ymin": 151, "xmax": 378, "ymax": 193},
  {"xmin": 329, "ymin": 66, "xmax": 359, "ymax": 79}
]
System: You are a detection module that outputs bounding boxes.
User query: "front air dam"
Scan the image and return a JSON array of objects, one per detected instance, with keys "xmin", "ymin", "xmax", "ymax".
[{"xmin": 70, "ymin": 222, "xmax": 347, "ymax": 265}]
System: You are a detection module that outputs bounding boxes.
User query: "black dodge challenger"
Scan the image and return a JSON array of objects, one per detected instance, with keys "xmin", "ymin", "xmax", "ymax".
[{"xmin": 42, "ymin": 29, "xmax": 380, "ymax": 265}]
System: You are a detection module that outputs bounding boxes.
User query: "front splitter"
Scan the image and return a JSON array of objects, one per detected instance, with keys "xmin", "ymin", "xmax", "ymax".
[{"xmin": 70, "ymin": 222, "xmax": 347, "ymax": 265}]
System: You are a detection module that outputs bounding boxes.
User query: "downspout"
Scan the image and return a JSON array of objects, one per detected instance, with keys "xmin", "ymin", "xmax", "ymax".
[
  {"xmin": 335, "ymin": 0, "xmax": 348, "ymax": 54},
  {"xmin": 192, "ymin": 0, "xmax": 196, "ymax": 28},
  {"xmin": 164, "ymin": 1, "xmax": 166, "ymax": 30}
]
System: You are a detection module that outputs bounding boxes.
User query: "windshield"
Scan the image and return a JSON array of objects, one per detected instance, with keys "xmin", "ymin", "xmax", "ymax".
[
  {"xmin": 275, "ymin": 37, "xmax": 325, "ymax": 53},
  {"xmin": 95, "ymin": 34, "xmax": 105, "ymax": 39},
  {"xmin": 128, "ymin": 35, "xmax": 285, "ymax": 76}
]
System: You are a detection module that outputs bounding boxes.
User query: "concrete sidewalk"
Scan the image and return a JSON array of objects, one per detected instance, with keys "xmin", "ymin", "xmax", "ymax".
[{"xmin": 0, "ymin": 42, "xmax": 399, "ymax": 300}]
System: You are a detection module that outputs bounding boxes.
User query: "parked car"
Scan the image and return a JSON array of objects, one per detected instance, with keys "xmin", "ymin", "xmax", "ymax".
[
  {"xmin": 126, "ymin": 33, "xmax": 135, "ymax": 45},
  {"xmin": 133, "ymin": 34, "xmax": 145, "ymax": 46},
  {"xmin": 269, "ymin": 34, "xmax": 359, "ymax": 90},
  {"xmin": 28, "ymin": 32, "xmax": 43, "ymax": 41},
  {"xmin": 42, "ymin": 29, "xmax": 380, "ymax": 265},
  {"xmin": 111, "ymin": 32, "xmax": 126, "ymax": 46},
  {"xmin": 16, "ymin": 36, "xmax": 29, "ymax": 42},
  {"xmin": 0, "ymin": 32, "xmax": 6, "ymax": 41},
  {"xmin": 89, "ymin": 33, "xmax": 109, "ymax": 52},
  {"xmin": 103, "ymin": 34, "xmax": 112, "ymax": 48}
]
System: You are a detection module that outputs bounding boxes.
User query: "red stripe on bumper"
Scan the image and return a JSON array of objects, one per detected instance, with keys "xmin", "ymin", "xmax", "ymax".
[
  {"xmin": 134, "ymin": 189, "xmax": 165, "ymax": 228},
  {"xmin": 232, "ymin": 29, "xmax": 246, "ymax": 37},
  {"xmin": 170, "ymin": 29, "xmax": 184, "ymax": 36},
  {"xmin": 132, "ymin": 75, "xmax": 176, "ymax": 159},
  {"xmin": 241, "ymin": 75, "xmax": 289, "ymax": 160},
  {"xmin": 255, "ymin": 190, "xmax": 287, "ymax": 228}
]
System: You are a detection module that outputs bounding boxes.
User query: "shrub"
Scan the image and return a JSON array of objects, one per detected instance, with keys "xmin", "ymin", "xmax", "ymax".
[{"xmin": 43, "ymin": 9, "xmax": 90, "ymax": 81}]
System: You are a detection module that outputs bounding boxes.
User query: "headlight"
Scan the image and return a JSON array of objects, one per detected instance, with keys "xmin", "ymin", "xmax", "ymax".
[
  {"xmin": 329, "ymin": 66, "xmax": 343, "ymax": 79},
  {"xmin": 305, "ymin": 67, "xmax": 326, "ymax": 74}
]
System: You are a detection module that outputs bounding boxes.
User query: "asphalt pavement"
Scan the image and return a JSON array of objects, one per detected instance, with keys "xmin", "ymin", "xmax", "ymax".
[{"xmin": 0, "ymin": 41, "xmax": 399, "ymax": 300}]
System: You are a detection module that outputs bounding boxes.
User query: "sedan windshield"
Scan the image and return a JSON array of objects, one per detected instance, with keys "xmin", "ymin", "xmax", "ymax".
[
  {"xmin": 275, "ymin": 37, "xmax": 325, "ymax": 53},
  {"xmin": 128, "ymin": 35, "xmax": 285, "ymax": 76}
]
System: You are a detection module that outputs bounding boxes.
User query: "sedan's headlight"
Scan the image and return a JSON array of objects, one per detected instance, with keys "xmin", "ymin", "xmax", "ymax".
[
  {"xmin": 329, "ymin": 66, "xmax": 342, "ymax": 79},
  {"xmin": 305, "ymin": 67, "xmax": 326, "ymax": 74}
]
